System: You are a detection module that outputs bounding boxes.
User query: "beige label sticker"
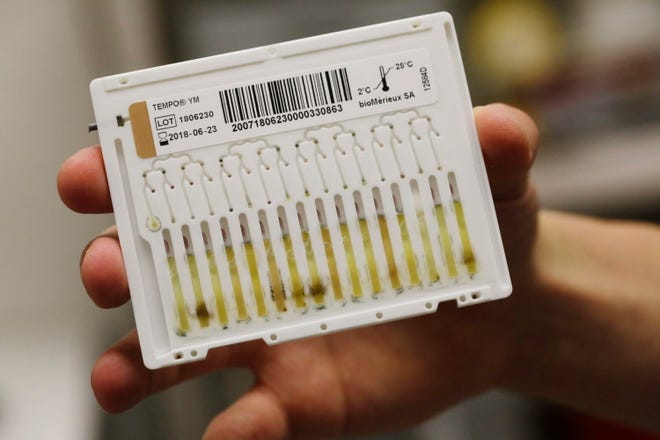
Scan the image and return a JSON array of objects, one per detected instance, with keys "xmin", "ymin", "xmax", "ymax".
[{"xmin": 129, "ymin": 101, "xmax": 157, "ymax": 158}]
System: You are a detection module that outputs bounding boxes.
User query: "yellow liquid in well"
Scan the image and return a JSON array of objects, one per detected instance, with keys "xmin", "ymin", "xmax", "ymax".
[
  {"xmin": 302, "ymin": 231, "xmax": 325, "ymax": 306},
  {"xmin": 186, "ymin": 254, "xmax": 210, "ymax": 327},
  {"xmin": 264, "ymin": 238, "xmax": 287, "ymax": 312},
  {"xmin": 416, "ymin": 210, "xmax": 439, "ymax": 284},
  {"xmin": 377, "ymin": 216, "xmax": 401, "ymax": 291},
  {"xmin": 339, "ymin": 223, "xmax": 363, "ymax": 298},
  {"xmin": 321, "ymin": 226, "xmax": 344, "ymax": 301},
  {"xmin": 168, "ymin": 257, "xmax": 190, "ymax": 334},
  {"xmin": 206, "ymin": 250, "xmax": 229, "ymax": 326},
  {"xmin": 283, "ymin": 234, "xmax": 306, "ymax": 308},
  {"xmin": 225, "ymin": 246, "xmax": 249, "ymax": 321},
  {"xmin": 454, "ymin": 200, "xmax": 477, "ymax": 275},
  {"xmin": 434, "ymin": 204, "xmax": 458, "ymax": 279},
  {"xmin": 244, "ymin": 242, "xmax": 268, "ymax": 317},
  {"xmin": 358, "ymin": 218, "xmax": 382, "ymax": 294},
  {"xmin": 397, "ymin": 213, "xmax": 421, "ymax": 287}
]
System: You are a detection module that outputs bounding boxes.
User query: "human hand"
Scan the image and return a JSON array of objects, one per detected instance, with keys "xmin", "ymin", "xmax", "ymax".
[{"xmin": 58, "ymin": 103, "xmax": 539, "ymax": 439}]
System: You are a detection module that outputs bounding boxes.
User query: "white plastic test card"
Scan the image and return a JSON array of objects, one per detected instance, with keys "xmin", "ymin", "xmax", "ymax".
[{"xmin": 89, "ymin": 12, "xmax": 511, "ymax": 369}]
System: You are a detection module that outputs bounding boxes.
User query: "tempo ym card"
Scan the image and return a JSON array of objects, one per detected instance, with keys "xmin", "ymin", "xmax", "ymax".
[{"xmin": 90, "ymin": 12, "xmax": 510, "ymax": 369}]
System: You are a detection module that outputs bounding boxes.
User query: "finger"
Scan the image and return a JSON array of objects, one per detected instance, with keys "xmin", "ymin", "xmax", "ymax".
[
  {"xmin": 474, "ymin": 103, "xmax": 539, "ymax": 201},
  {"xmin": 58, "ymin": 145, "xmax": 113, "ymax": 213},
  {"xmin": 80, "ymin": 226, "xmax": 130, "ymax": 308},
  {"xmin": 203, "ymin": 386, "xmax": 289, "ymax": 440},
  {"xmin": 91, "ymin": 330, "xmax": 265, "ymax": 413}
]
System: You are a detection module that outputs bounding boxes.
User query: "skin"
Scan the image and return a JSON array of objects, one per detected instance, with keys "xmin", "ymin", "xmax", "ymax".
[{"xmin": 57, "ymin": 103, "xmax": 660, "ymax": 439}]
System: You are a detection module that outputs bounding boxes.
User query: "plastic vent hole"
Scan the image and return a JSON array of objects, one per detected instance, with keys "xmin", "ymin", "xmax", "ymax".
[
  {"xmin": 411, "ymin": 20, "xmax": 422, "ymax": 29},
  {"xmin": 174, "ymin": 352, "xmax": 183, "ymax": 360},
  {"xmin": 459, "ymin": 295, "xmax": 466, "ymax": 302},
  {"xmin": 118, "ymin": 77, "xmax": 129, "ymax": 85},
  {"xmin": 190, "ymin": 350, "xmax": 198, "ymax": 357},
  {"xmin": 376, "ymin": 312, "xmax": 383, "ymax": 320},
  {"xmin": 425, "ymin": 302, "xmax": 433, "ymax": 310},
  {"xmin": 270, "ymin": 333, "xmax": 278, "ymax": 341},
  {"xmin": 320, "ymin": 323, "xmax": 328, "ymax": 331},
  {"xmin": 471, "ymin": 292, "xmax": 481, "ymax": 300}
]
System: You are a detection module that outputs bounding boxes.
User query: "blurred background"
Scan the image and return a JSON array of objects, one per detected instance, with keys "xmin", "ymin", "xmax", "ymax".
[{"xmin": 0, "ymin": 0, "xmax": 658, "ymax": 439}]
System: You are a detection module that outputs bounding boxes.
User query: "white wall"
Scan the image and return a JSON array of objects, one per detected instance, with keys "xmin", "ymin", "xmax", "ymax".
[{"xmin": 0, "ymin": 1, "xmax": 162, "ymax": 438}]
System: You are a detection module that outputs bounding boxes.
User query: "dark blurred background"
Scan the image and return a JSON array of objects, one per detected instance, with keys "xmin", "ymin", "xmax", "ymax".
[{"xmin": 1, "ymin": 0, "xmax": 658, "ymax": 439}]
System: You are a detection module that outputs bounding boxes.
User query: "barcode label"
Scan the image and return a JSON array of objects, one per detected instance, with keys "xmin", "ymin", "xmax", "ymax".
[{"xmin": 219, "ymin": 68, "xmax": 352, "ymax": 123}]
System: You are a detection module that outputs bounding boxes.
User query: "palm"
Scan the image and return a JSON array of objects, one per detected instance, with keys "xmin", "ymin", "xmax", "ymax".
[
  {"xmin": 59, "ymin": 103, "xmax": 538, "ymax": 439},
  {"xmin": 243, "ymin": 308, "xmax": 506, "ymax": 438}
]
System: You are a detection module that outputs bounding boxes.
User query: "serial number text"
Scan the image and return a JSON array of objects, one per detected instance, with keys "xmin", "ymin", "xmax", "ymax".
[{"xmin": 231, "ymin": 104, "xmax": 343, "ymax": 132}]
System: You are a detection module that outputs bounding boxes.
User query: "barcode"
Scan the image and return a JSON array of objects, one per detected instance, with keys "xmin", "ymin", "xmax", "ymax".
[{"xmin": 218, "ymin": 68, "xmax": 352, "ymax": 123}]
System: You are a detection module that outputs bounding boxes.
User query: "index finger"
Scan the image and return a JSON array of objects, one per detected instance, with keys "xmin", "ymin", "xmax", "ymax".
[{"xmin": 57, "ymin": 145, "xmax": 113, "ymax": 213}]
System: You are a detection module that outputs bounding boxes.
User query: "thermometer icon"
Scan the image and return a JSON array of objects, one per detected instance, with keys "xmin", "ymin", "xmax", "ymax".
[{"xmin": 378, "ymin": 65, "xmax": 391, "ymax": 92}]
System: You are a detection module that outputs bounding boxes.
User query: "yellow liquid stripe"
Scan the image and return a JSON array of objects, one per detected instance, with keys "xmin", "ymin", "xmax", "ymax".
[
  {"xmin": 433, "ymin": 205, "xmax": 458, "ymax": 278},
  {"xmin": 302, "ymin": 231, "xmax": 325, "ymax": 306},
  {"xmin": 377, "ymin": 216, "xmax": 401, "ymax": 291},
  {"xmin": 339, "ymin": 223, "xmax": 362, "ymax": 298},
  {"xmin": 264, "ymin": 239, "xmax": 287, "ymax": 312},
  {"xmin": 167, "ymin": 257, "xmax": 190, "ymax": 334},
  {"xmin": 185, "ymin": 254, "xmax": 210, "ymax": 327},
  {"xmin": 397, "ymin": 213, "xmax": 420, "ymax": 287},
  {"xmin": 358, "ymin": 219, "xmax": 382, "ymax": 294},
  {"xmin": 321, "ymin": 226, "xmax": 343, "ymax": 301},
  {"xmin": 416, "ymin": 211, "xmax": 440, "ymax": 283},
  {"xmin": 454, "ymin": 201, "xmax": 477, "ymax": 275},
  {"xmin": 225, "ymin": 246, "xmax": 249, "ymax": 321},
  {"xmin": 206, "ymin": 250, "xmax": 229, "ymax": 326},
  {"xmin": 244, "ymin": 242, "xmax": 268, "ymax": 317},
  {"xmin": 283, "ymin": 234, "xmax": 306, "ymax": 308}
]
